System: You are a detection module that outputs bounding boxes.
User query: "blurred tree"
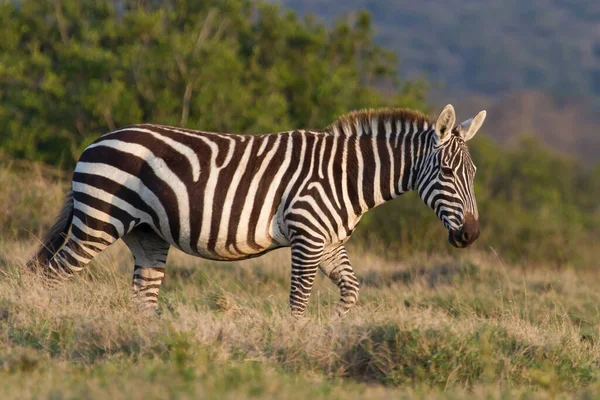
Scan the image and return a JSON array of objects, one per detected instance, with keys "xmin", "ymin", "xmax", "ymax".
[{"xmin": 0, "ymin": 0, "xmax": 425, "ymax": 166}]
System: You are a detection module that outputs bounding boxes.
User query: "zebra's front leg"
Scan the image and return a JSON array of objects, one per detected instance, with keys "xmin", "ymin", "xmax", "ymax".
[
  {"xmin": 289, "ymin": 238, "xmax": 324, "ymax": 317},
  {"xmin": 319, "ymin": 244, "xmax": 360, "ymax": 317},
  {"xmin": 122, "ymin": 225, "xmax": 171, "ymax": 312}
]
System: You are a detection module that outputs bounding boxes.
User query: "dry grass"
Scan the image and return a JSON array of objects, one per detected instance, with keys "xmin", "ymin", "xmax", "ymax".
[
  {"xmin": 0, "ymin": 158, "xmax": 67, "ymax": 242},
  {"xmin": 2, "ymin": 164, "xmax": 600, "ymax": 398},
  {"xmin": 1, "ymin": 240, "xmax": 600, "ymax": 399}
]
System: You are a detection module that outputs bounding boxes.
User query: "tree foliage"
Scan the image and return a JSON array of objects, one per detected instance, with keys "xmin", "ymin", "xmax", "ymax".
[
  {"xmin": 0, "ymin": 0, "xmax": 425, "ymax": 166},
  {"xmin": 0, "ymin": 0, "xmax": 598, "ymax": 266}
]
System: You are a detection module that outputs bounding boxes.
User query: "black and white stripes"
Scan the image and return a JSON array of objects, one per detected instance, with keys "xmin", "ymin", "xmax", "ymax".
[{"xmin": 28, "ymin": 104, "xmax": 486, "ymax": 316}]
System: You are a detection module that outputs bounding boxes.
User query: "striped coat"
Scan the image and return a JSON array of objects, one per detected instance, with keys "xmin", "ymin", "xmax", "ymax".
[{"xmin": 29, "ymin": 104, "xmax": 485, "ymax": 316}]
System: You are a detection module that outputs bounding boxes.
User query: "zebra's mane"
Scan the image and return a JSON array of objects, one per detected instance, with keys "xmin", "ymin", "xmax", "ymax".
[{"xmin": 326, "ymin": 108, "xmax": 432, "ymax": 136}]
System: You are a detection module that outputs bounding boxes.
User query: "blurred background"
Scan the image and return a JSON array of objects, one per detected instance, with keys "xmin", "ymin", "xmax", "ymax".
[{"xmin": 0, "ymin": 0, "xmax": 598, "ymax": 268}]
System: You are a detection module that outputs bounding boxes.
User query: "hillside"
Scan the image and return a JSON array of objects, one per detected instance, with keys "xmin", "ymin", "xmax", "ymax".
[
  {"xmin": 278, "ymin": 0, "xmax": 600, "ymax": 163},
  {"xmin": 279, "ymin": 0, "xmax": 600, "ymax": 98},
  {"xmin": 456, "ymin": 91, "xmax": 600, "ymax": 164}
]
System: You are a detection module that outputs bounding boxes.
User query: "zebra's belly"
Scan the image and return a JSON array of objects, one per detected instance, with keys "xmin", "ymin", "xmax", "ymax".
[
  {"xmin": 182, "ymin": 239, "xmax": 286, "ymax": 261},
  {"xmin": 191, "ymin": 242, "xmax": 286, "ymax": 261},
  {"xmin": 173, "ymin": 221, "xmax": 290, "ymax": 262}
]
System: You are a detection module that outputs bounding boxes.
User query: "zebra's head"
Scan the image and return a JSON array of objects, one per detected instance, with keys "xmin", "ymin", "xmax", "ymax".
[{"xmin": 418, "ymin": 104, "xmax": 486, "ymax": 248}]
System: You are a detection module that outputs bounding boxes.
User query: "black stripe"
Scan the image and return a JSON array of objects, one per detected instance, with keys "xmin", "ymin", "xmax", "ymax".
[
  {"xmin": 78, "ymin": 146, "xmax": 180, "ymax": 244},
  {"xmin": 73, "ymin": 209, "xmax": 119, "ymax": 239}
]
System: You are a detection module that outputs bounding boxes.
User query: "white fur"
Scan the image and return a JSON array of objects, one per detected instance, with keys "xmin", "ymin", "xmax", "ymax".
[
  {"xmin": 457, "ymin": 110, "xmax": 487, "ymax": 141},
  {"xmin": 435, "ymin": 104, "xmax": 456, "ymax": 143}
]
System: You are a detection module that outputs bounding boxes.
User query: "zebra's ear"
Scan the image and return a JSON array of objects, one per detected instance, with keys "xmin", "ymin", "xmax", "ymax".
[
  {"xmin": 456, "ymin": 110, "xmax": 487, "ymax": 142},
  {"xmin": 434, "ymin": 104, "xmax": 456, "ymax": 143}
]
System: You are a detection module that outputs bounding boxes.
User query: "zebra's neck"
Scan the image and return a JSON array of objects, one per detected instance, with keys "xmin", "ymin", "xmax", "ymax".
[{"xmin": 327, "ymin": 108, "xmax": 435, "ymax": 214}]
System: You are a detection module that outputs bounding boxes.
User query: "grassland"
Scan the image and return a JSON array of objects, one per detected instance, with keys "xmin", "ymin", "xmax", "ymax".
[{"xmin": 2, "ymin": 164, "xmax": 600, "ymax": 399}]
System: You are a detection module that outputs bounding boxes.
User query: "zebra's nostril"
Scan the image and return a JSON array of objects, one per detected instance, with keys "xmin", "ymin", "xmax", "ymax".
[{"xmin": 461, "ymin": 231, "xmax": 470, "ymax": 242}]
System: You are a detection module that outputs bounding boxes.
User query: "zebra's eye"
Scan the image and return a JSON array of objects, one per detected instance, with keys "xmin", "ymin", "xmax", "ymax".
[{"xmin": 441, "ymin": 166, "xmax": 454, "ymax": 177}]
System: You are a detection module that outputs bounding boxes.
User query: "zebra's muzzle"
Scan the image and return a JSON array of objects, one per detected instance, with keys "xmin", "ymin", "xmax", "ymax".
[{"xmin": 448, "ymin": 213, "xmax": 480, "ymax": 248}]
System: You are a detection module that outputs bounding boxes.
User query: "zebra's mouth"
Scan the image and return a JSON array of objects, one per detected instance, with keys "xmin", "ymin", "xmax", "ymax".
[
  {"xmin": 448, "ymin": 225, "xmax": 480, "ymax": 248},
  {"xmin": 448, "ymin": 230, "xmax": 463, "ymax": 248}
]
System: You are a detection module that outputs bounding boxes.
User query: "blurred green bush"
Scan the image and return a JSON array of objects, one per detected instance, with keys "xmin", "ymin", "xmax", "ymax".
[
  {"xmin": 0, "ymin": 0, "xmax": 424, "ymax": 167},
  {"xmin": 0, "ymin": 0, "xmax": 598, "ymax": 267}
]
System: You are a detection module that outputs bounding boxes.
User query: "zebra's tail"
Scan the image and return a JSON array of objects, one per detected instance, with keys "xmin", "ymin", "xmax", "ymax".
[{"xmin": 26, "ymin": 190, "xmax": 74, "ymax": 272}]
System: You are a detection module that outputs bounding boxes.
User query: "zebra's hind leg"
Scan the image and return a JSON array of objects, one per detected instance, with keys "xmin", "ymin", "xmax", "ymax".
[
  {"xmin": 44, "ymin": 234, "xmax": 116, "ymax": 281},
  {"xmin": 319, "ymin": 244, "xmax": 360, "ymax": 317},
  {"xmin": 40, "ymin": 219, "xmax": 122, "ymax": 283},
  {"xmin": 28, "ymin": 190, "xmax": 122, "ymax": 282},
  {"xmin": 122, "ymin": 225, "xmax": 170, "ymax": 312}
]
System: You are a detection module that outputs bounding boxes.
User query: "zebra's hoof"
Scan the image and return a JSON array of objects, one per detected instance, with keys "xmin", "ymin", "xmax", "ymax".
[
  {"xmin": 336, "ymin": 306, "xmax": 351, "ymax": 318},
  {"xmin": 336, "ymin": 303, "xmax": 354, "ymax": 318},
  {"xmin": 290, "ymin": 310, "xmax": 307, "ymax": 319}
]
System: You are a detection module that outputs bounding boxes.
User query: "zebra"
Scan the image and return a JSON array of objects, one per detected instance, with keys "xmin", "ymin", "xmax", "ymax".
[{"xmin": 27, "ymin": 104, "xmax": 485, "ymax": 317}]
